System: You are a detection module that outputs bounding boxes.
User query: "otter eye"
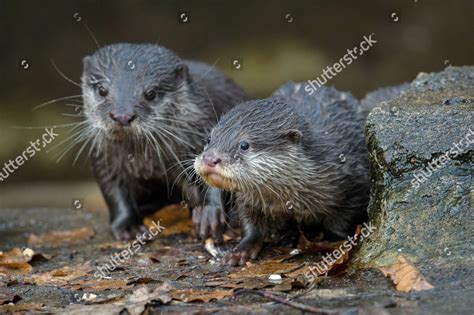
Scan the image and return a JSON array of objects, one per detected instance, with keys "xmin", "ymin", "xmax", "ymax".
[
  {"xmin": 98, "ymin": 85, "xmax": 108, "ymax": 97},
  {"xmin": 144, "ymin": 90, "xmax": 157, "ymax": 101},
  {"xmin": 239, "ymin": 141, "xmax": 250, "ymax": 151}
]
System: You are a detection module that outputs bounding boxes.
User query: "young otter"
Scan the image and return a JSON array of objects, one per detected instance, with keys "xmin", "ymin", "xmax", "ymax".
[
  {"xmin": 81, "ymin": 43, "xmax": 250, "ymax": 240},
  {"xmin": 195, "ymin": 83, "xmax": 370, "ymax": 266}
]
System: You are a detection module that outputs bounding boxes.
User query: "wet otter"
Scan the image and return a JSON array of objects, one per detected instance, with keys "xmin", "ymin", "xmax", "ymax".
[
  {"xmin": 81, "ymin": 43, "xmax": 250, "ymax": 240},
  {"xmin": 195, "ymin": 83, "xmax": 371, "ymax": 266}
]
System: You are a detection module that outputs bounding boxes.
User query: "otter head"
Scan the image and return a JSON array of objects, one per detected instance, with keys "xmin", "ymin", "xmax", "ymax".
[
  {"xmin": 81, "ymin": 43, "xmax": 191, "ymax": 142},
  {"xmin": 195, "ymin": 99, "xmax": 309, "ymax": 194}
]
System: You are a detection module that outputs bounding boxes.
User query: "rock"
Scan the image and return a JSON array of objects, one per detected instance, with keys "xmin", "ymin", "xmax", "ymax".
[{"xmin": 355, "ymin": 66, "xmax": 473, "ymax": 269}]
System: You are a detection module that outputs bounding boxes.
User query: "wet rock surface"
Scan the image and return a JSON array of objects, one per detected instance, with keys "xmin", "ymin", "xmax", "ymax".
[{"xmin": 355, "ymin": 66, "xmax": 473, "ymax": 295}]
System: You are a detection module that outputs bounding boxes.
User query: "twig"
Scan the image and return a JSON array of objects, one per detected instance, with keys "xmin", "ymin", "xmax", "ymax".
[{"xmin": 234, "ymin": 289, "xmax": 356, "ymax": 314}]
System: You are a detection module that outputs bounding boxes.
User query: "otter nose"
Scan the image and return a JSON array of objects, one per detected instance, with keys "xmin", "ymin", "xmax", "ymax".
[
  {"xmin": 109, "ymin": 113, "xmax": 137, "ymax": 126},
  {"xmin": 203, "ymin": 153, "xmax": 222, "ymax": 167}
]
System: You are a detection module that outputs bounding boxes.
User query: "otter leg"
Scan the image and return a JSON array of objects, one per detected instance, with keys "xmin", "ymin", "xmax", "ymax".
[
  {"xmin": 91, "ymin": 160, "xmax": 141, "ymax": 241},
  {"xmin": 107, "ymin": 182, "xmax": 155, "ymax": 241},
  {"xmin": 223, "ymin": 216, "xmax": 264, "ymax": 266},
  {"xmin": 192, "ymin": 187, "xmax": 226, "ymax": 244}
]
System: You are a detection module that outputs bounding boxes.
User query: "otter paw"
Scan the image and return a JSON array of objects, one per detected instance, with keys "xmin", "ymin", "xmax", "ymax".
[
  {"xmin": 192, "ymin": 205, "xmax": 226, "ymax": 244},
  {"xmin": 112, "ymin": 223, "xmax": 149, "ymax": 241},
  {"xmin": 223, "ymin": 244, "xmax": 262, "ymax": 266}
]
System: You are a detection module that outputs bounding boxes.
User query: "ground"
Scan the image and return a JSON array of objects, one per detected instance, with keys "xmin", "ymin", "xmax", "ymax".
[{"xmin": 0, "ymin": 206, "xmax": 472, "ymax": 314}]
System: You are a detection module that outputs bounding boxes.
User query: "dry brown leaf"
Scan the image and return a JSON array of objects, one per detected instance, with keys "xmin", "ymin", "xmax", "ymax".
[
  {"xmin": 229, "ymin": 260, "xmax": 303, "ymax": 279},
  {"xmin": 28, "ymin": 227, "xmax": 95, "ymax": 247},
  {"xmin": 0, "ymin": 248, "xmax": 34, "ymax": 275},
  {"xmin": 298, "ymin": 225, "xmax": 362, "ymax": 254},
  {"xmin": 73, "ymin": 278, "xmax": 129, "ymax": 292},
  {"xmin": 293, "ymin": 225, "xmax": 362, "ymax": 281},
  {"xmin": 123, "ymin": 284, "xmax": 172, "ymax": 314},
  {"xmin": 28, "ymin": 264, "xmax": 93, "ymax": 286},
  {"xmin": 378, "ymin": 255, "xmax": 435, "ymax": 292},
  {"xmin": 207, "ymin": 277, "xmax": 273, "ymax": 290},
  {"xmin": 170, "ymin": 289, "xmax": 233, "ymax": 303},
  {"xmin": 144, "ymin": 204, "xmax": 192, "ymax": 236}
]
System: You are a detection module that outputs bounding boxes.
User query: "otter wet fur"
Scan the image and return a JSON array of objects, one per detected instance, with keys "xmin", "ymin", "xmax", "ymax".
[
  {"xmin": 195, "ymin": 83, "xmax": 371, "ymax": 266},
  {"xmin": 81, "ymin": 43, "xmax": 250, "ymax": 241}
]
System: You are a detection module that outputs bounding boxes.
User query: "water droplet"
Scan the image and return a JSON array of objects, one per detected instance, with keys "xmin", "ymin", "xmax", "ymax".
[
  {"xmin": 128, "ymin": 154, "xmax": 134, "ymax": 162},
  {"xmin": 444, "ymin": 247, "xmax": 452, "ymax": 256},
  {"xmin": 127, "ymin": 60, "xmax": 135, "ymax": 70},
  {"xmin": 390, "ymin": 106, "xmax": 399, "ymax": 116},
  {"xmin": 286, "ymin": 201, "xmax": 294, "ymax": 210},
  {"xmin": 339, "ymin": 153, "xmax": 346, "ymax": 163}
]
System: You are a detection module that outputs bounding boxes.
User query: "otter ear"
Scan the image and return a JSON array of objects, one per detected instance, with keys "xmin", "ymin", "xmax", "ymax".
[
  {"xmin": 174, "ymin": 63, "xmax": 189, "ymax": 82},
  {"xmin": 82, "ymin": 56, "xmax": 92, "ymax": 72},
  {"xmin": 278, "ymin": 129, "xmax": 303, "ymax": 143}
]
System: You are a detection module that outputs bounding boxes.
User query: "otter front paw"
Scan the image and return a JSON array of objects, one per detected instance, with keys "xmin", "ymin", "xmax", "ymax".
[
  {"xmin": 192, "ymin": 205, "xmax": 226, "ymax": 244},
  {"xmin": 223, "ymin": 242, "xmax": 263, "ymax": 266},
  {"xmin": 111, "ymin": 221, "xmax": 149, "ymax": 241}
]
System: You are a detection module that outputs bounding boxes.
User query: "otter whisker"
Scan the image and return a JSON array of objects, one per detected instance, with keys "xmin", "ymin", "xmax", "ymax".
[
  {"xmin": 55, "ymin": 129, "xmax": 92, "ymax": 162},
  {"xmin": 32, "ymin": 95, "xmax": 83, "ymax": 111},
  {"xmin": 46, "ymin": 123, "xmax": 89, "ymax": 154},
  {"xmin": 51, "ymin": 59, "xmax": 82, "ymax": 88},
  {"xmin": 72, "ymin": 131, "xmax": 94, "ymax": 165}
]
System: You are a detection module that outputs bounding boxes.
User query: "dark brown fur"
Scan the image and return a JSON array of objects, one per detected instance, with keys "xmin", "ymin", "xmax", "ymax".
[
  {"xmin": 195, "ymin": 83, "xmax": 371, "ymax": 265},
  {"xmin": 81, "ymin": 43, "xmax": 250, "ymax": 240}
]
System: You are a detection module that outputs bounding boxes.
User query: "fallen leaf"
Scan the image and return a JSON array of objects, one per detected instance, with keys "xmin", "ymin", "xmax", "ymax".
[
  {"xmin": 0, "ymin": 248, "xmax": 34, "ymax": 275},
  {"xmin": 293, "ymin": 225, "xmax": 363, "ymax": 282},
  {"xmin": 229, "ymin": 260, "xmax": 303, "ymax": 279},
  {"xmin": 144, "ymin": 204, "xmax": 192, "ymax": 236},
  {"xmin": 124, "ymin": 284, "xmax": 172, "ymax": 314},
  {"xmin": 206, "ymin": 277, "xmax": 273, "ymax": 290},
  {"xmin": 378, "ymin": 255, "xmax": 435, "ymax": 292},
  {"xmin": 73, "ymin": 278, "xmax": 129, "ymax": 292},
  {"xmin": 170, "ymin": 289, "xmax": 233, "ymax": 303},
  {"xmin": 27, "ymin": 264, "xmax": 93, "ymax": 286},
  {"xmin": 28, "ymin": 227, "xmax": 95, "ymax": 247},
  {"xmin": 297, "ymin": 225, "xmax": 362, "ymax": 254}
]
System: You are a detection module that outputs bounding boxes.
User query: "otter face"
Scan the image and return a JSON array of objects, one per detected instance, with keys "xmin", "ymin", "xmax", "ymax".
[
  {"xmin": 81, "ymin": 43, "xmax": 190, "ymax": 141},
  {"xmin": 194, "ymin": 99, "xmax": 305, "ymax": 194}
]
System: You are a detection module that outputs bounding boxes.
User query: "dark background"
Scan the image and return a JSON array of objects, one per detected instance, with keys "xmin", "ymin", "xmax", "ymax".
[{"xmin": 0, "ymin": 0, "xmax": 472, "ymax": 206}]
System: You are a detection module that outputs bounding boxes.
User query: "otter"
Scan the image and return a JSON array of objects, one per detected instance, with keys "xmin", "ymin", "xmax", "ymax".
[
  {"xmin": 81, "ymin": 43, "xmax": 250, "ymax": 241},
  {"xmin": 194, "ymin": 83, "xmax": 371, "ymax": 266}
]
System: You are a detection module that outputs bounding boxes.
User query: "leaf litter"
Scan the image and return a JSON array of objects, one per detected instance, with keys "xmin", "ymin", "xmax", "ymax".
[{"xmin": 1, "ymin": 207, "xmax": 406, "ymax": 313}]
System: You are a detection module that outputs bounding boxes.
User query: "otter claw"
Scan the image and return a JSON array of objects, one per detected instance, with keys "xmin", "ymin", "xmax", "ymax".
[
  {"xmin": 223, "ymin": 244, "xmax": 262, "ymax": 266},
  {"xmin": 112, "ymin": 224, "xmax": 149, "ymax": 241},
  {"xmin": 193, "ymin": 205, "xmax": 225, "ymax": 244}
]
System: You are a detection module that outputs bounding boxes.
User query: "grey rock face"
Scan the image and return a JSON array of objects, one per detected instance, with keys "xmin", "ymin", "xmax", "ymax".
[{"xmin": 355, "ymin": 66, "xmax": 473, "ymax": 267}]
